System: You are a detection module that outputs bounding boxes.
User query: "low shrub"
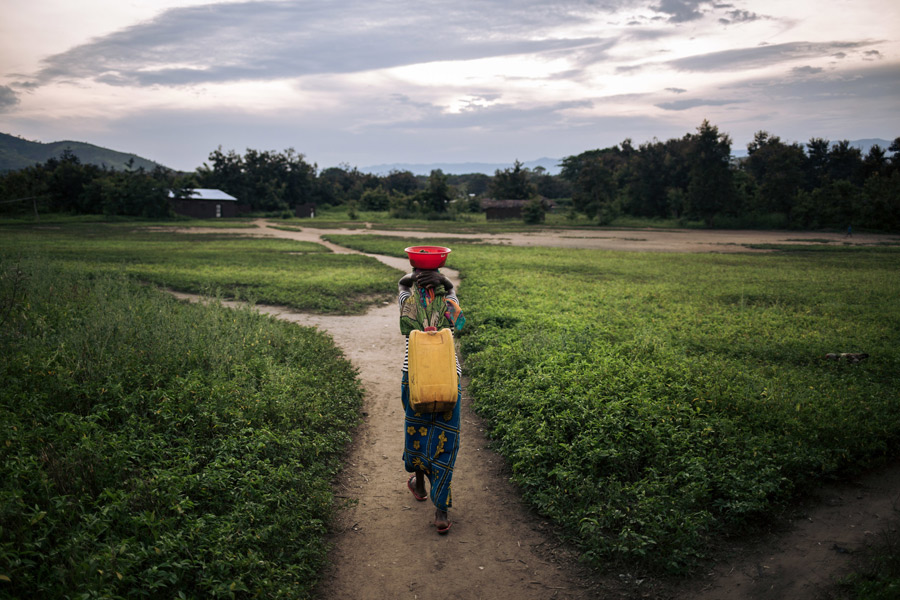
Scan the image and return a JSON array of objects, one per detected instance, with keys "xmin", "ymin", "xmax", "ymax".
[
  {"xmin": 0, "ymin": 260, "xmax": 363, "ymax": 598},
  {"xmin": 323, "ymin": 235, "xmax": 900, "ymax": 574}
]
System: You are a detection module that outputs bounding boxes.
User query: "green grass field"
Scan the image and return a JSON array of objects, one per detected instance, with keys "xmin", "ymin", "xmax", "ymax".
[
  {"xmin": 0, "ymin": 223, "xmax": 398, "ymax": 313},
  {"xmin": 0, "ymin": 259, "xmax": 364, "ymax": 598},
  {"xmin": 3, "ymin": 222, "xmax": 898, "ymax": 596},
  {"xmin": 0, "ymin": 222, "xmax": 403, "ymax": 597},
  {"xmin": 326, "ymin": 234, "xmax": 900, "ymax": 573}
]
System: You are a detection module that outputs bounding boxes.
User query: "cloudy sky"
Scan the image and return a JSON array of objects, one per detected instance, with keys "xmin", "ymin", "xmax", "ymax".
[{"xmin": 1, "ymin": 0, "xmax": 897, "ymax": 172}]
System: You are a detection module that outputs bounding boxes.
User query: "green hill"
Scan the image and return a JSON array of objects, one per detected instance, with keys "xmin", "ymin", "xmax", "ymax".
[{"xmin": 0, "ymin": 132, "xmax": 167, "ymax": 173}]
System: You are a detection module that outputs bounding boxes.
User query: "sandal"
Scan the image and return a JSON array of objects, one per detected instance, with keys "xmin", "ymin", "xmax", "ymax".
[
  {"xmin": 435, "ymin": 509, "xmax": 451, "ymax": 534},
  {"xmin": 407, "ymin": 475, "xmax": 427, "ymax": 501}
]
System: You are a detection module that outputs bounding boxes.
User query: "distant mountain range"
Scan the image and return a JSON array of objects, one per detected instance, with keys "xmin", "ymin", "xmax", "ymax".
[
  {"xmin": 364, "ymin": 139, "xmax": 894, "ymax": 175},
  {"xmin": 833, "ymin": 138, "xmax": 895, "ymax": 155},
  {"xmin": 360, "ymin": 157, "xmax": 564, "ymax": 176},
  {"xmin": 0, "ymin": 132, "xmax": 165, "ymax": 173}
]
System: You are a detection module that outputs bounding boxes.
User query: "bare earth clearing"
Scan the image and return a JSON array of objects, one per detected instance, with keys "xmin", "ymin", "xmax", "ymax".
[{"xmin": 168, "ymin": 221, "xmax": 899, "ymax": 599}]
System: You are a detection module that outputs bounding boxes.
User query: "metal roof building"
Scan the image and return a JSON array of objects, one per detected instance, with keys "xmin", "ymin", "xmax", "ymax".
[{"xmin": 169, "ymin": 188, "xmax": 240, "ymax": 218}]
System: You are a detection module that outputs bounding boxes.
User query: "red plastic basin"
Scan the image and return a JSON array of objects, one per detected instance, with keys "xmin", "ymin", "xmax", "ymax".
[{"xmin": 405, "ymin": 246, "xmax": 451, "ymax": 269}]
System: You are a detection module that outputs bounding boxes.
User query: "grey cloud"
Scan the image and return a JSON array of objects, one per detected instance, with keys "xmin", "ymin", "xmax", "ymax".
[
  {"xmin": 655, "ymin": 97, "xmax": 744, "ymax": 110},
  {"xmin": 792, "ymin": 66, "xmax": 823, "ymax": 75},
  {"xmin": 389, "ymin": 94, "xmax": 437, "ymax": 112},
  {"xmin": 558, "ymin": 38, "xmax": 619, "ymax": 70},
  {"xmin": 667, "ymin": 41, "xmax": 872, "ymax": 72},
  {"xmin": 651, "ymin": 0, "xmax": 707, "ymax": 23},
  {"xmin": 0, "ymin": 85, "xmax": 20, "ymax": 110},
  {"xmin": 665, "ymin": 87, "xmax": 687, "ymax": 93},
  {"xmin": 864, "ymin": 50, "xmax": 883, "ymax": 59},
  {"xmin": 833, "ymin": 52, "xmax": 847, "ymax": 59},
  {"xmin": 28, "ymin": 1, "xmax": 621, "ymax": 87},
  {"xmin": 625, "ymin": 27, "xmax": 680, "ymax": 41},
  {"xmin": 719, "ymin": 9, "xmax": 762, "ymax": 24},
  {"xmin": 387, "ymin": 98, "xmax": 595, "ymax": 131},
  {"xmin": 724, "ymin": 62, "xmax": 900, "ymax": 105}
]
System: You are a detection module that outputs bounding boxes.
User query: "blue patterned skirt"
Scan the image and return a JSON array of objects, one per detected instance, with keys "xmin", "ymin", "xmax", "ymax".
[{"xmin": 401, "ymin": 371, "xmax": 461, "ymax": 511}]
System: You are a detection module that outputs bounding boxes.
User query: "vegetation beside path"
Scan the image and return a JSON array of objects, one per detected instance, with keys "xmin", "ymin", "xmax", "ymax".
[
  {"xmin": 0, "ymin": 223, "xmax": 394, "ymax": 597},
  {"xmin": 3, "ymin": 221, "xmax": 898, "ymax": 596},
  {"xmin": 328, "ymin": 234, "xmax": 900, "ymax": 576},
  {"xmin": 0, "ymin": 260, "xmax": 364, "ymax": 597}
]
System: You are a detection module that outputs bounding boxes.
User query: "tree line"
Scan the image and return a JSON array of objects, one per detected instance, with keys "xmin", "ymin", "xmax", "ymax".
[
  {"xmin": 561, "ymin": 121, "xmax": 900, "ymax": 230},
  {"xmin": 1, "ymin": 122, "xmax": 898, "ymax": 231}
]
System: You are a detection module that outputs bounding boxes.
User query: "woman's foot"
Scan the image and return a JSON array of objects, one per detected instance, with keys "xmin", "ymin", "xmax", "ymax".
[
  {"xmin": 407, "ymin": 472, "xmax": 427, "ymax": 501},
  {"xmin": 434, "ymin": 508, "xmax": 451, "ymax": 534}
]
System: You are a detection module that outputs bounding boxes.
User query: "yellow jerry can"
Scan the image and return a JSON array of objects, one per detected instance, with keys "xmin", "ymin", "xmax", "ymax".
[{"xmin": 408, "ymin": 328, "xmax": 459, "ymax": 413}]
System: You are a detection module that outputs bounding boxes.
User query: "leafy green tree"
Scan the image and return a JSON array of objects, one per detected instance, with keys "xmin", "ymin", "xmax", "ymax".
[
  {"xmin": 451, "ymin": 172, "xmax": 491, "ymax": 197},
  {"xmin": 83, "ymin": 168, "xmax": 171, "ymax": 218},
  {"xmin": 861, "ymin": 171, "xmax": 900, "ymax": 230},
  {"xmin": 389, "ymin": 192, "xmax": 420, "ymax": 219},
  {"xmin": 560, "ymin": 146, "xmax": 631, "ymax": 221},
  {"xmin": 489, "ymin": 160, "xmax": 536, "ymax": 199},
  {"xmin": 888, "ymin": 137, "xmax": 900, "ymax": 175},
  {"xmin": 530, "ymin": 166, "xmax": 571, "ymax": 199},
  {"xmin": 570, "ymin": 154, "xmax": 617, "ymax": 221},
  {"xmin": 198, "ymin": 147, "xmax": 247, "ymax": 200},
  {"xmin": 827, "ymin": 140, "xmax": 863, "ymax": 184},
  {"xmin": 684, "ymin": 120, "xmax": 735, "ymax": 226},
  {"xmin": 0, "ymin": 165, "xmax": 48, "ymax": 217},
  {"xmin": 793, "ymin": 179, "xmax": 860, "ymax": 229},
  {"xmin": 314, "ymin": 163, "xmax": 379, "ymax": 207},
  {"xmin": 423, "ymin": 169, "xmax": 451, "ymax": 214},
  {"xmin": 805, "ymin": 137, "xmax": 830, "ymax": 190},
  {"xmin": 383, "ymin": 169, "xmax": 419, "ymax": 195},
  {"xmin": 197, "ymin": 147, "xmax": 318, "ymax": 212},
  {"xmin": 522, "ymin": 197, "xmax": 548, "ymax": 224},
  {"xmin": 44, "ymin": 150, "xmax": 101, "ymax": 213},
  {"xmin": 861, "ymin": 144, "xmax": 888, "ymax": 180},
  {"xmin": 621, "ymin": 140, "xmax": 669, "ymax": 217},
  {"xmin": 743, "ymin": 131, "xmax": 806, "ymax": 217},
  {"xmin": 316, "ymin": 165, "xmax": 355, "ymax": 205},
  {"xmin": 359, "ymin": 186, "xmax": 390, "ymax": 211}
]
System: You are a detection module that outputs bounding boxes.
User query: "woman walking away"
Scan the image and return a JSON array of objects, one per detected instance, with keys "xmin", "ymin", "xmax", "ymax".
[{"xmin": 398, "ymin": 246, "xmax": 465, "ymax": 534}]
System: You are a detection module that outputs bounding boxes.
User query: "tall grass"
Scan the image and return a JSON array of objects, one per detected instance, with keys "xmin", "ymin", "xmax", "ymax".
[
  {"xmin": 0, "ymin": 258, "xmax": 363, "ymax": 598},
  {"xmin": 326, "ymin": 234, "xmax": 900, "ymax": 573}
]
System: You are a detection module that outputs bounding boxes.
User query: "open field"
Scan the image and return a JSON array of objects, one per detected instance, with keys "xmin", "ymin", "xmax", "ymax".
[
  {"xmin": 2, "ymin": 220, "xmax": 899, "ymax": 599},
  {"xmin": 0, "ymin": 224, "xmax": 398, "ymax": 313},
  {"xmin": 326, "ymin": 233, "xmax": 900, "ymax": 574},
  {"xmin": 0, "ymin": 259, "xmax": 363, "ymax": 598}
]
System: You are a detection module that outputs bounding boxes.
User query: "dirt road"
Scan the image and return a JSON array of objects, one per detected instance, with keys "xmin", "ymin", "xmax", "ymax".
[
  {"xmin": 168, "ymin": 221, "xmax": 899, "ymax": 600},
  {"xmin": 179, "ymin": 220, "xmax": 897, "ymax": 254}
]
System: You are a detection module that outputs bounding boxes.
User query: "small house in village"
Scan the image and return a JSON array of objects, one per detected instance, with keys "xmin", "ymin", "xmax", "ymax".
[
  {"xmin": 169, "ymin": 189, "xmax": 241, "ymax": 218},
  {"xmin": 294, "ymin": 202, "xmax": 317, "ymax": 218},
  {"xmin": 480, "ymin": 198, "xmax": 554, "ymax": 220}
]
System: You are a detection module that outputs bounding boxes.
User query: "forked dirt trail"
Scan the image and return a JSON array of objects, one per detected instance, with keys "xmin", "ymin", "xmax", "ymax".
[{"xmin": 168, "ymin": 221, "xmax": 899, "ymax": 600}]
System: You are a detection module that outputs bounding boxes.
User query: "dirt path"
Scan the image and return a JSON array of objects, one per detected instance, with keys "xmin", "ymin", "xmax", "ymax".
[
  {"xmin": 167, "ymin": 220, "xmax": 899, "ymax": 599},
  {"xmin": 170, "ymin": 224, "xmax": 606, "ymax": 599},
  {"xmin": 174, "ymin": 218, "xmax": 898, "ymax": 254}
]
